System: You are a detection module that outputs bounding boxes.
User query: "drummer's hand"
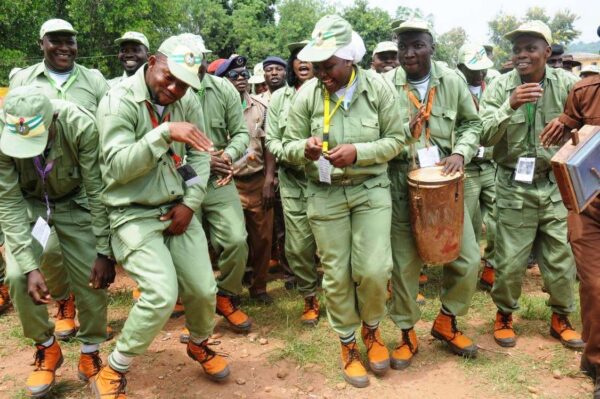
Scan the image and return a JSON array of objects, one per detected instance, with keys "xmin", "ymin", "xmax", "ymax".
[
  {"xmin": 325, "ymin": 144, "xmax": 357, "ymax": 168},
  {"xmin": 540, "ymin": 117, "xmax": 567, "ymax": 148},
  {"xmin": 305, "ymin": 136, "xmax": 323, "ymax": 161},
  {"xmin": 409, "ymin": 106, "xmax": 426, "ymax": 139},
  {"xmin": 437, "ymin": 154, "xmax": 464, "ymax": 176}
]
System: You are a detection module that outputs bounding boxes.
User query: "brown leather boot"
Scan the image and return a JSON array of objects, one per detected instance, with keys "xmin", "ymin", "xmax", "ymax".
[
  {"xmin": 550, "ymin": 313, "xmax": 584, "ymax": 350},
  {"xmin": 78, "ymin": 351, "xmax": 103, "ymax": 382},
  {"xmin": 187, "ymin": 339, "xmax": 230, "ymax": 381},
  {"xmin": 361, "ymin": 324, "xmax": 390, "ymax": 375},
  {"xmin": 300, "ymin": 295, "xmax": 319, "ymax": 326},
  {"xmin": 391, "ymin": 328, "xmax": 418, "ymax": 370},
  {"xmin": 216, "ymin": 294, "xmax": 252, "ymax": 332},
  {"xmin": 431, "ymin": 311, "xmax": 478, "ymax": 358},
  {"xmin": 54, "ymin": 293, "xmax": 77, "ymax": 341},
  {"xmin": 340, "ymin": 341, "xmax": 369, "ymax": 388},
  {"xmin": 90, "ymin": 365, "xmax": 127, "ymax": 398},
  {"xmin": 26, "ymin": 340, "xmax": 63, "ymax": 398},
  {"xmin": 479, "ymin": 264, "xmax": 495, "ymax": 291},
  {"xmin": 493, "ymin": 311, "xmax": 516, "ymax": 347},
  {"xmin": 581, "ymin": 355, "xmax": 597, "ymax": 380},
  {"xmin": 0, "ymin": 283, "xmax": 10, "ymax": 314}
]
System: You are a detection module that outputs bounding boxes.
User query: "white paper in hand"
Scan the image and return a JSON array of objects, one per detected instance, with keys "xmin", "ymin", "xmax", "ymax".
[
  {"xmin": 318, "ymin": 156, "xmax": 332, "ymax": 184},
  {"xmin": 515, "ymin": 157, "xmax": 535, "ymax": 183},
  {"xmin": 417, "ymin": 145, "xmax": 441, "ymax": 168},
  {"xmin": 32, "ymin": 217, "xmax": 51, "ymax": 249}
]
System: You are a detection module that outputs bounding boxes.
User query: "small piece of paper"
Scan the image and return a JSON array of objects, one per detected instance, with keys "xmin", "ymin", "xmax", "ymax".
[
  {"xmin": 318, "ymin": 156, "xmax": 332, "ymax": 184},
  {"xmin": 417, "ymin": 145, "xmax": 440, "ymax": 168},
  {"xmin": 515, "ymin": 157, "xmax": 536, "ymax": 183},
  {"xmin": 32, "ymin": 217, "xmax": 51, "ymax": 249},
  {"xmin": 477, "ymin": 146, "xmax": 485, "ymax": 159}
]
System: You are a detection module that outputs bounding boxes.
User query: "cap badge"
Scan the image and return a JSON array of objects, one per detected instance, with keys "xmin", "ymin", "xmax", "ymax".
[
  {"xmin": 17, "ymin": 118, "xmax": 30, "ymax": 135},
  {"xmin": 184, "ymin": 52, "xmax": 196, "ymax": 66}
]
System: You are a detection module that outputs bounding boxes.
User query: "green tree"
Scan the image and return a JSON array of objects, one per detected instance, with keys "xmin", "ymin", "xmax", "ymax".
[
  {"xmin": 275, "ymin": 0, "xmax": 334, "ymax": 56},
  {"xmin": 435, "ymin": 27, "xmax": 467, "ymax": 67}
]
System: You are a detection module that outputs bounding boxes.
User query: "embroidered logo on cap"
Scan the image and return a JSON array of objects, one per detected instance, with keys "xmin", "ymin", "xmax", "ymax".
[{"xmin": 6, "ymin": 114, "xmax": 46, "ymax": 137}]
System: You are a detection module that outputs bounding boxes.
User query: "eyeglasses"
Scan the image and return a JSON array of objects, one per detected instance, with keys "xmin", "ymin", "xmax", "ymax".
[{"xmin": 226, "ymin": 70, "xmax": 250, "ymax": 80}]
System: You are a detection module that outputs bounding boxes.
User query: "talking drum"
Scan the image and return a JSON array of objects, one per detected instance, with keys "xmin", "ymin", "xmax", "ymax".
[{"xmin": 408, "ymin": 166, "xmax": 464, "ymax": 264}]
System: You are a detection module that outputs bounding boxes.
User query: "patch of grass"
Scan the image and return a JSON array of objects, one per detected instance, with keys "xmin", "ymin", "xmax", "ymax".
[
  {"xmin": 518, "ymin": 294, "xmax": 553, "ymax": 321},
  {"xmin": 462, "ymin": 352, "xmax": 537, "ymax": 395},
  {"xmin": 108, "ymin": 289, "xmax": 134, "ymax": 309}
]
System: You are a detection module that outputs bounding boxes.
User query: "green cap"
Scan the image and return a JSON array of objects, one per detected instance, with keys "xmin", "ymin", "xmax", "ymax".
[
  {"xmin": 39, "ymin": 19, "xmax": 77, "ymax": 40},
  {"xmin": 115, "ymin": 31, "xmax": 150, "ymax": 50},
  {"xmin": 390, "ymin": 19, "xmax": 405, "ymax": 31},
  {"xmin": 458, "ymin": 43, "xmax": 494, "ymax": 70},
  {"xmin": 287, "ymin": 40, "xmax": 309, "ymax": 53},
  {"xmin": 157, "ymin": 35, "xmax": 203, "ymax": 90},
  {"xmin": 373, "ymin": 41, "xmax": 398, "ymax": 56},
  {"xmin": 504, "ymin": 20, "xmax": 552, "ymax": 45},
  {"xmin": 298, "ymin": 15, "xmax": 352, "ymax": 63},
  {"xmin": 178, "ymin": 33, "xmax": 212, "ymax": 54},
  {"xmin": 393, "ymin": 18, "xmax": 432, "ymax": 35},
  {"xmin": 1, "ymin": 86, "xmax": 54, "ymax": 159},
  {"xmin": 248, "ymin": 62, "xmax": 265, "ymax": 84}
]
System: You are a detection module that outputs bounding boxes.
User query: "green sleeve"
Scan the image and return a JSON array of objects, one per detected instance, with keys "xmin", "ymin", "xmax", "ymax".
[
  {"xmin": 451, "ymin": 80, "xmax": 482, "ymax": 165},
  {"xmin": 222, "ymin": 82, "xmax": 250, "ymax": 162},
  {"xmin": 265, "ymin": 91, "xmax": 285, "ymax": 161},
  {"xmin": 479, "ymin": 78, "xmax": 516, "ymax": 147},
  {"xmin": 97, "ymin": 95, "xmax": 172, "ymax": 185},
  {"xmin": 281, "ymin": 89, "xmax": 311, "ymax": 166}
]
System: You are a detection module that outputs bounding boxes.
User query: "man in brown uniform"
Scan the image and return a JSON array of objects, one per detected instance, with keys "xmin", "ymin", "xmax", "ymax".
[
  {"xmin": 216, "ymin": 56, "xmax": 276, "ymax": 303},
  {"xmin": 541, "ymin": 27, "xmax": 600, "ymax": 395}
]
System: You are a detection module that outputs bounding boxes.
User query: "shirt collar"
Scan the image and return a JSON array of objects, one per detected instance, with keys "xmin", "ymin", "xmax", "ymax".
[{"xmin": 131, "ymin": 64, "xmax": 151, "ymax": 103}]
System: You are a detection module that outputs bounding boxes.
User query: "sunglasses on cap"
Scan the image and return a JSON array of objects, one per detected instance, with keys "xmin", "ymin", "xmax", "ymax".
[{"xmin": 226, "ymin": 69, "xmax": 250, "ymax": 80}]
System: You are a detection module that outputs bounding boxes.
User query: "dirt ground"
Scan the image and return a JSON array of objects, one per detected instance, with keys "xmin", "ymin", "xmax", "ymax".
[{"xmin": 0, "ymin": 266, "xmax": 594, "ymax": 399}]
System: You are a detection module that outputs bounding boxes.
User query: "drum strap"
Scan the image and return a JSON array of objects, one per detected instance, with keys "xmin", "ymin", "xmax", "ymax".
[{"xmin": 322, "ymin": 68, "xmax": 356, "ymax": 152}]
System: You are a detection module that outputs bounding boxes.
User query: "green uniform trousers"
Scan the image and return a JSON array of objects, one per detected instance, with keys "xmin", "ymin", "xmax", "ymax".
[
  {"xmin": 279, "ymin": 167, "xmax": 318, "ymax": 297},
  {"xmin": 5, "ymin": 199, "xmax": 108, "ymax": 344},
  {"xmin": 0, "ymin": 230, "xmax": 4, "ymax": 284},
  {"xmin": 306, "ymin": 174, "xmax": 392, "ymax": 337},
  {"xmin": 198, "ymin": 180, "xmax": 248, "ymax": 296},
  {"xmin": 464, "ymin": 166, "xmax": 497, "ymax": 266},
  {"xmin": 110, "ymin": 208, "xmax": 217, "ymax": 356},
  {"xmin": 388, "ymin": 163, "xmax": 480, "ymax": 329},
  {"xmin": 491, "ymin": 167, "xmax": 576, "ymax": 315}
]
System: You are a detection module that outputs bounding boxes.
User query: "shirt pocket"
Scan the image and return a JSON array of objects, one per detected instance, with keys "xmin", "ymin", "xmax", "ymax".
[
  {"xmin": 310, "ymin": 119, "xmax": 323, "ymax": 138},
  {"xmin": 506, "ymin": 112, "xmax": 527, "ymax": 145},
  {"xmin": 429, "ymin": 106, "xmax": 456, "ymax": 139}
]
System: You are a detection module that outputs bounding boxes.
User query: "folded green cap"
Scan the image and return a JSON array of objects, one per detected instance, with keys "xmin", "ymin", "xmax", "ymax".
[
  {"xmin": 393, "ymin": 18, "xmax": 432, "ymax": 35},
  {"xmin": 1, "ymin": 86, "xmax": 54, "ymax": 159},
  {"xmin": 157, "ymin": 35, "xmax": 203, "ymax": 90},
  {"xmin": 115, "ymin": 31, "xmax": 150, "ymax": 50},
  {"xmin": 298, "ymin": 15, "xmax": 352, "ymax": 63},
  {"xmin": 178, "ymin": 33, "xmax": 212, "ymax": 54},
  {"xmin": 373, "ymin": 41, "xmax": 398, "ymax": 56},
  {"xmin": 504, "ymin": 20, "xmax": 553, "ymax": 45},
  {"xmin": 39, "ymin": 19, "xmax": 77, "ymax": 40}
]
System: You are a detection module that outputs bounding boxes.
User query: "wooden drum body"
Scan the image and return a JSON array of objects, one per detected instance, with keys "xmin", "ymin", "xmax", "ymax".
[{"xmin": 407, "ymin": 166, "xmax": 464, "ymax": 264}]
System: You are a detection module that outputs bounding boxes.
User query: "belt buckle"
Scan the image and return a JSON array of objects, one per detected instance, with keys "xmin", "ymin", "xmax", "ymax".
[{"xmin": 338, "ymin": 178, "xmax": 352, "ymax": 186}]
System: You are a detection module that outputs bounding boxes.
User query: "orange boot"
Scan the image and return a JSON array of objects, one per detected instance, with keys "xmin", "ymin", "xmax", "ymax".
[
  {"xmin": 361, "ymin": 324, "xmax": 390, "ymax": 375},
  {"xmin": 180, "ymin": 327, "xmax": 191, "ymax": 344},
  {"xmin": 187, "ymin": 339, "xmax": 230, "ymax": 381},
  {"xmin": 391, "ymin": 328, "xmax": 418, "ymax": 370},
  {"xmin": 54, "ymin": 293, "xmax": 77, "ymax": 341},
  {"xmin": 131, "ymin": 287, "xmax": 141, "ymax": 302},
  {"xmin": 78, "ymin": 351, "xmax": 103, "ymax": 382},
  {"xmin": 90, "ymin": 365, "xmax": 127, "ymax": 399},
  {"xmin": 419, "ymin": 272, "xmax": 428, "ymax": 285},
  {"xmin": 340, "ymin": 341, "xmax": 369, "ymax": 388},
  {"xmin": 431, "ymin": 311, "xmax": 478, "ymax": 358},
  {"xmin": 550, "ymin": 313, "xmax": 585, "ymax": 350},
  {"xmin": 216, "ymin": 294, "xmax": 252, "ymax": 332},
  {"xmin": 493, "ymin": 311, "xmax": 516, "ymax": 347},
  {"xmin": 0, "ymin": 283, "xmax": 10, "ymax": 314},
  {"xmin": 26, "ymin": 339, "xmax": 63, "ymax": 398},
  {"xmin": 300, "ymin": 295, "xmax": 319, "ymax": 326},
  {"xmin": 416, "ymin": 293, "xmax": 426, "ymax": 305},
  {"xmin": 479, "ymin": 264, "xmax": 495, "ymax": 291}
]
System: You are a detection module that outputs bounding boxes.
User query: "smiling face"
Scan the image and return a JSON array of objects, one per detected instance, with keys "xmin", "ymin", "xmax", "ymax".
[
  {"xmin": 145, "ymin": 54, "xmax": 189, "ymax": 105},
  {"xmin": 118, "ymin": 42, "xmax": 148, "ymax": 76},
  {"xmin": 313, "ymin": 56, "xmax": 353, "ymax": 94},
  {"xmin": 264, "ymin": 63, "xmax": 286, "ymax": 91},
  {"xmin": 40, "ymin": 33, "xmax": 77, "ymax": 72},
  {"xmin": 511, "ymin": 35, "xmax": 551, "ymax": 82},
  {"xmin": 397, "ymin": 32, "xmax": 434, "ymax": 80},
  {"xmin": 371, "ymin": 51, "xmax": 399, "ymax": 73},
  {"xmin": 292, "ymin": 58, "xmax": 314, "ymax": 84}
]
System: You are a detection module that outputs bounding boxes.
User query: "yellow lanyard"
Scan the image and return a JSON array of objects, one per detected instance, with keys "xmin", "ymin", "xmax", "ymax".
[{"xmin": 322, "ymin": 68, "xmax": 356, "ymax": 152}]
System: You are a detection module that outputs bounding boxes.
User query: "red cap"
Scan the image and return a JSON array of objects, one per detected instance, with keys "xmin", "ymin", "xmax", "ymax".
[{"xmin": 207, "ymin": 58, "xmax": 226, "ymax": 75}]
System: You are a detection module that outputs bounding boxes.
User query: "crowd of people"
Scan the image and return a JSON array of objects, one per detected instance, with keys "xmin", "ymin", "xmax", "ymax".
[{"xmin": 0, "ymin": 13, "xmax": 599, "ymax": 399}]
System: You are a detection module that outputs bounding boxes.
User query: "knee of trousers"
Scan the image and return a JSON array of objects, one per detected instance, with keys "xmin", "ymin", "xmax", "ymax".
[
  {"xmin": 140, "ymin": 282, "xmax": 178, "ymax": 317},
  {"xmin": 5, "ymin": 267, "xmax": 28, "ymax": 301}
]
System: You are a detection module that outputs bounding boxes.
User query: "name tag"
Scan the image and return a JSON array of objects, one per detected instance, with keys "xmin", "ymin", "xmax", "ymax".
[
  {"xmin": 515, "ymin": 157, "xmax": 536, "ymax": 183},
  {"xmin": 32, "ymin": 217, "xmax": 51, "ymax": 249},
  {"xmin": 477, "ymin": 146, "xmax": 485, "ymax": 159},
  {"xmin": 177, "ymin": 164, "xmax": 201, "ymax": 187},
  {"xmin": 318, "ymin": 156, "xmax": 332, "ymax": 184},
  {"xmin": 417, "ymin": 145, "xmax": 440, "ymax": 168}
]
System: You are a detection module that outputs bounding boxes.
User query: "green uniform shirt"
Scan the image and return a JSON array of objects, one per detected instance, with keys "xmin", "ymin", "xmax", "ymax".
[
  {"xmin": 0, "ymin": 100, "xmax": 112, "ymax": 274},
  {"xmin": 196, "ymin": 74, "xmax": 249, "ymax": 162},
  {"xmin": 96, "ymin": 66, "xmax": 210, "ymax": 229},
  {"xmin": 479, "ymin": 66, "xmax": 579, "ymax": 171},
  {"xmin": 10, "ymin": 62, "xmax": 109, "ymax": 114},
  {"xmin": 384, "ymin": 61, "xmax": 481, "ymax": 164},
  {"xmin": 282, "ymin": 67, "xmax": 405, "ymax": 182},
  {"xmin": 108, "ymin": 72, "xmax": 128, "ymax": 87}
]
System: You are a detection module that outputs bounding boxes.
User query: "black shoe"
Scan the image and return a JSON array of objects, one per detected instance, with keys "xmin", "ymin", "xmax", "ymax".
[
  {"xmin": 581, "ymin": 356, "xmax": 597, "ymax": 381},
  {"xmin": 250, "ymin": 292, "xmax": 274, "ymax": 305},
  {"xmin": 595, "ymin": 369, "xmax": 600, "ymax": 399}
]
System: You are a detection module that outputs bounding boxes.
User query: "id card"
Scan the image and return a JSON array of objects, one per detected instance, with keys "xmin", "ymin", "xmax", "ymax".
[
  {"xmin": 318, "ymin": 156, "xmax": 332, "ymax": 184},
  {"xmin": 515, "ymin": 157, "xmax": 535, "ymax": 183},
  {"xmin": 477, "ymin": 146, "xmax": 485, "ymax": 159},
  {"xmin": 417, "ymin": 145, "xmax": 440, "ymax": 168},
  {"xmin": 32, "ymin": 217, "xmax": 51, "ymax": 249},
  {"xmin": 177, "ymin": 164, "xmax": 201, "ymax": 187}
]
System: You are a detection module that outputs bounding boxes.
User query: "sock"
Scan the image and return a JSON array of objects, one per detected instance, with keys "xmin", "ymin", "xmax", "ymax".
[
  {"xmin": 441, "ymin": 305, "xmax": 454, "ymax": 316},
  {"xmin": 39, "ymin": 336, "xmax": 55, "ymax": 348},
  {"xmin": 339, "ymin": 332, "xmax": 356, "ymax": 345},
  {"xmin": 190, "ymin": 336, "xmax": 209, "ymax": 345},
  {"xmin": 108, "ymin": 350, "xmax": 133, "ymax": 372},
  {"xmin": 81, "ymin": 343, "xmax": 100, "ymax": 354},
  {"xmin": 363, "ymin": 321, "xmax": 379, "ymax": 330}
]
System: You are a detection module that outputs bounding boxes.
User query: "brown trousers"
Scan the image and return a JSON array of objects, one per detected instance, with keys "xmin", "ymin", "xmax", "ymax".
[
  {"xmin": 235, "ymin": 172, "xmax": 274, "ymax": 295},
  {"xmin": 568, "ymin": 195, "xmax": 600, "ymax": 365}
]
